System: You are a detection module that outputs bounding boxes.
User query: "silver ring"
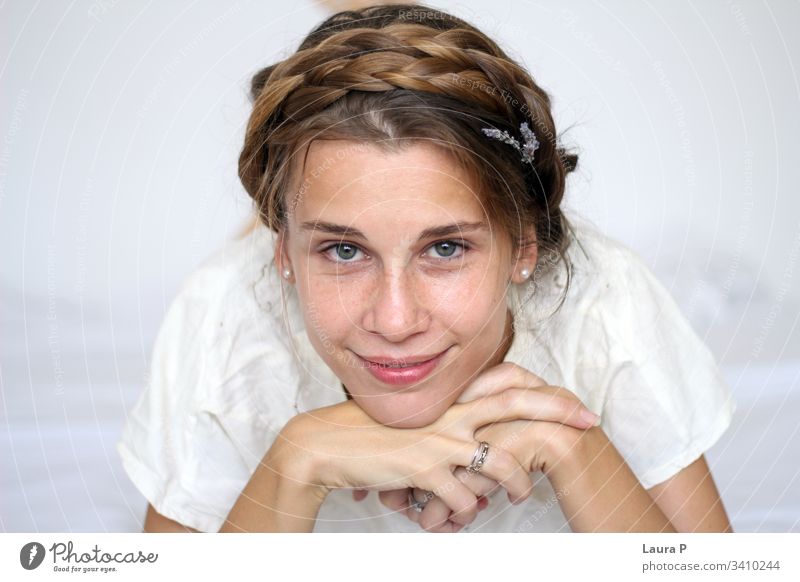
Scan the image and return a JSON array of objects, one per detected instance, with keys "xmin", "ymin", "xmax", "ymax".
[
  {"xmin": 467, "ymin": 441, "xmax": 490, "ymax": 474},
  {"xmin": 408, "ymin": 490, "xmax": 430, "ymax": 513}
]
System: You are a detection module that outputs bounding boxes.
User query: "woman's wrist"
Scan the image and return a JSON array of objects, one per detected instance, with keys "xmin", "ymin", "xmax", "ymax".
[
  {"xmin": 541, "ymin": 424, "xmax": 676, "ymax": 532},
  {"xmin": 219, "ymin": 420, "xmax": 329, "ymax": 532}
]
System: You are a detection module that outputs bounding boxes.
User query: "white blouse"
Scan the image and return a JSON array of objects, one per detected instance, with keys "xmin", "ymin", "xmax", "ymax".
[{"xmin": 116, "ymin": 212, "xmax": 736, "ymax": 532}]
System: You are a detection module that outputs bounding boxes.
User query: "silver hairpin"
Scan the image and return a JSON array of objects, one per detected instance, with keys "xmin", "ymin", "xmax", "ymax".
[{"xmin": 481, "ymin": 121, "xmax": 540, "ymax": 164}]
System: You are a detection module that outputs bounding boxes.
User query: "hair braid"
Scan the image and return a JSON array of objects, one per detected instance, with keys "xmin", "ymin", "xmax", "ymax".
[{"xmin": 239, "ymin": 3, "xmax": 580, "ymax": 314}]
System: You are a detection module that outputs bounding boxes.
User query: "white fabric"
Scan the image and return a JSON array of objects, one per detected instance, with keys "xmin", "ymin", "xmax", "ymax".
[{"xmin": 116, "ymin": 212, "xmax": 737, "ymax": 532}]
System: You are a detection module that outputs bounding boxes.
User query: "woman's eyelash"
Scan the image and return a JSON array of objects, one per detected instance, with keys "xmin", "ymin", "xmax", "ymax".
[{"xmin": 319, "ymin": 239, "xmax": 470, "ymax": 263}]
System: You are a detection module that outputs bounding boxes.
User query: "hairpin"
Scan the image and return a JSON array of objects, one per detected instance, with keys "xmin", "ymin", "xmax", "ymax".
[{"xmin": 481, "ymin": 121, "xmax": 540, "ymax": 164}]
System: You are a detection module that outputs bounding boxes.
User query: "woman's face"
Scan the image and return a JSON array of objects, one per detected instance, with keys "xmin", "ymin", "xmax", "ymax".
[{"xmin": 278, "ymin": 140, "xmax": 536, "ymax": 428}]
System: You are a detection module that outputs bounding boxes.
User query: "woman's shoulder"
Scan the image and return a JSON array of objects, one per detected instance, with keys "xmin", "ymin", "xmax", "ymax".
[
  {"xmin": 559, "ymin": 213, "xmax": 713, "ymax": 360},
  {"xmin": 565, "ymin": 213, "xmax": 647, "ymax": 278},
  {"xmin": 170, "ymin": 222, "xmax": 284, "ymax": 323},
  {"xmin": 567, "ymin": 216, "xmax": 681, "ymax": 305},
  {"xmin": 518, "ymin": 213, "xmax": 639, "ymax": 319},
  {"xmin": 151, "ymin": 222, "xmax": 293, "ymax": 395},
  {"xmin": 511, "ymin": 214, "xmax": 674, "ymax": 365},
  {"xmin": 155, "ymin": 221, "xmax": 303, "ymax": 418}
]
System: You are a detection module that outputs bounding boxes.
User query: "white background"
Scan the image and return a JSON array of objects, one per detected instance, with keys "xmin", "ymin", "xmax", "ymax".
[{"xmin": 1, "ymin": 0, "xmax": 798, "ymax": 532}]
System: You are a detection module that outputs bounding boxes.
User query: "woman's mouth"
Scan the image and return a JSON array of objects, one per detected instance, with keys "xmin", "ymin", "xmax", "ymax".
[{"xmin": 356, "ymin": 347, "xmax": 451, "ymax": 386}]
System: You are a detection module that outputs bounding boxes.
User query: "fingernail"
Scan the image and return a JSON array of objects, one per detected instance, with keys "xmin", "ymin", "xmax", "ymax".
[
  {"xmin": 581, "ymin": 409, "xmax": 601, "ymax": 426},
  {"xmin": 478, "ymin": 497, "xmax": 489, "ymax": 510}
]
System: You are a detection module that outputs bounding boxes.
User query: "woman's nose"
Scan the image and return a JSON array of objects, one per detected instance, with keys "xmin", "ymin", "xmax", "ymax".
[{"xmin": 365, "ymin": 268, "xmax": 427, "ymax": 341}]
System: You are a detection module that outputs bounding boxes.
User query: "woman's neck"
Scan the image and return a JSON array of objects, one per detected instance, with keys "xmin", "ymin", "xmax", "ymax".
[{"xmin": 486, "ymin": 307, "xmax": 515, "ymax": 369}]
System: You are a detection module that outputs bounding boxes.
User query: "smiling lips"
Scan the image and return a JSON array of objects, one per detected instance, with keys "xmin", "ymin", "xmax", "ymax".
[
  {"xmin": 359, "ymin": 351, "xmax": 446, "ymax": 366},
  {"xmin": 357, "ymin": 348, "xmax": 450, "ymax": 386}
]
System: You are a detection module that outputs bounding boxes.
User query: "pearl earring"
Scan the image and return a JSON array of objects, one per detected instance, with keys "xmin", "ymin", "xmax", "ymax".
[
  {"xmin": 520, "ymin": 268, "xmax": 530, "ymax": 279},
  {"xmin": 283, "ymin": 268, "xmax": 292, "ymax": 279}
]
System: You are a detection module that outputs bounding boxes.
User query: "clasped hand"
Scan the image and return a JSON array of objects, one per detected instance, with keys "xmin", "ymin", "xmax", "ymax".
[
  {"xmin": 350, "ymin": 362, "xmax": 599, "ymax": 532},
  {"xmin": 287, "ymin": 362, "xmax": 599, "ymax": 532}
]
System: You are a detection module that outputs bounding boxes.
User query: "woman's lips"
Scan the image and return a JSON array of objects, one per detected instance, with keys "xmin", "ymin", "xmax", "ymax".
[{"xmin": 357, "ymin": 347, "xmax": 450, "ymax": 386}]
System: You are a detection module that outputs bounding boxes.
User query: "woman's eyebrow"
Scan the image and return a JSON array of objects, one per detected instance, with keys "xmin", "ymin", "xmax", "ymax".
[{"xmin": 300, "ymin": 220, "xmax": 489, "ymax": 242}]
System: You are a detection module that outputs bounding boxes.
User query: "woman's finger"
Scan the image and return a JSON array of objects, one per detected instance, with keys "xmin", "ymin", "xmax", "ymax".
[
  {"xmin": 395, "ymin": 483, "xmax": 477, "ymax": 530},
  {"xmin": 459, "ymin": 387, "xmax": 600, "ymax": 432},
  {"xmin": 456, "ymin": 362, "xmax": 547, "ymax": 403},
  {"xmin": 352, "ymin": 489, "xmax": 369, "ymax": 502},
  {"xmin": 421, "ymin": 469, "xmax": 481, "ymax": 527},
  {"xmin": 409, "ymin": 465, "xmax": 499, "ymax": 532},
  {"xmin": 379, "ymin": 471, "xmax": 498, "ymax": 530},
  {"xmin": 408, "ymin": 446, "xmax": 525, "ymax": 528},
  {"xmin": 415, "ymin": 489, "xmax": 490, "ymax": 533},
  {"xmin": 406, "ymin": 488, "xmax": 428, "ymax": 525},
  {"xmin": 418, "ymin": 495, "xmax": 463, "ymax": 532},
  {"xmin": 448, "ymin": 437, "xmax": 535, "ymax": 505},
  {"xmin": 453, "ymin": 465, "xmax": 501, "ymax": 497},
  {"xmin": 378, "ymin": 488, "xmax": 411, "ymax": 514},
  {"xmin": 455, "ymin": 363, "xmax": 600, "ymax": 427}
]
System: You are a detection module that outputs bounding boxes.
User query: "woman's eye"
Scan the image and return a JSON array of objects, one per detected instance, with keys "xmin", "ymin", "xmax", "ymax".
[
  {"xmin": 321, "ymin": 242, "xmax": 364, "ymax": 262},
  {"xmin": 320, "ymin": 240, "xmax": 468, "ymax": 264},
  {"xmin": 426, "ymin": 240, "xmax": 467, "ymax": 260}
]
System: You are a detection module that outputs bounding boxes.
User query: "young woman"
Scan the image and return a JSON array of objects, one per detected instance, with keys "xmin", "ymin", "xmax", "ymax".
[{"xmin": 118, "ymin": 3, "xmax": 736, "ymax": 533}]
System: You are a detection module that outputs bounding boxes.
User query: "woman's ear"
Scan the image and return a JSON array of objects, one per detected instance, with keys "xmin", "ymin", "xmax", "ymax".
[
  {"xmin": 511, "ymin": 227, "xmax": 538, "ymax": 285},
  {"xmin": 275, "ymin": 228, "xmax": 294, "ymax": 283}
]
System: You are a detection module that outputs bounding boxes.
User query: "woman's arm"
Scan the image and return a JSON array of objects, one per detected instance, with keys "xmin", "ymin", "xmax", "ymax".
[
  {"xmin": 146, "ymin": 386, "xmax": 582, "ymax": 533},
  {"xmin": 385, "ymin": 374, "xmax": 730, "ymax": 533},
  {"xmin": 140, "ymin": 421, "xmax": 328, "ymax": 533},
  {"xmin": 543, "ymin": 427, "xmax": 732, "ymax": 532},
  {"xmin": 219, "ymin": 419, "xmax": 329, "ymax": 533},
  {"xmin": 645, "ymin": 454, "xmax": 733, "ymax": 532},
  {"xmin": 142, "ymin": 422, "xmax": 328, "ymax": 533},
  {"xmin": 143, "ymin": 504, "xmax": 201, "ymax": 532},
  {"xmin": 540, "ymin": 424, "xmax": 677, "ymax": 532},
  {"xmin": 220, "ymin": 391, "xmax": 560, "ymax": 532}
]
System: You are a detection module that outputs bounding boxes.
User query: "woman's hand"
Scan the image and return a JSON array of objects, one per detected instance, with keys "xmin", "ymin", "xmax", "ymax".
[
  {"xmin": 374, "ymin": 365, "xmax": 677, "ymax": 533},
  {"xmin": 287, "ymin": 382, "xmax": 584, "ymax": 527},
  {"xmin": 357, "ymin": 362, "xmax": 600, "ymax": 532}
]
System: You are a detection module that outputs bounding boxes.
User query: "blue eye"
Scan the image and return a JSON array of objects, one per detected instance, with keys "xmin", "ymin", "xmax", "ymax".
[
  {"xmin": 319, "ymin": 239, "xmax": 469, "ymax": 264},
  {"xmin": 426, "ymin": 240, "xmax": 467, "ymax": 260},
  {"xmin": 321, "ymin": 242, "xmax": 364, "ymax": 262}
]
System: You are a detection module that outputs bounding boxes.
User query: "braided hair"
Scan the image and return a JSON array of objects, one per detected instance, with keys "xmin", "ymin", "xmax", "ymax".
[{"xmin": 239, "ymin": 3, "xmax": 580, "ymax": 309}]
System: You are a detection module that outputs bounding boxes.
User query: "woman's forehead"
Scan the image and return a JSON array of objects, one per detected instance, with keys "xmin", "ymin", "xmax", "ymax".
[{"xmin": 289, "ymin": 140, "xmax": 488, "ymax": 225}]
